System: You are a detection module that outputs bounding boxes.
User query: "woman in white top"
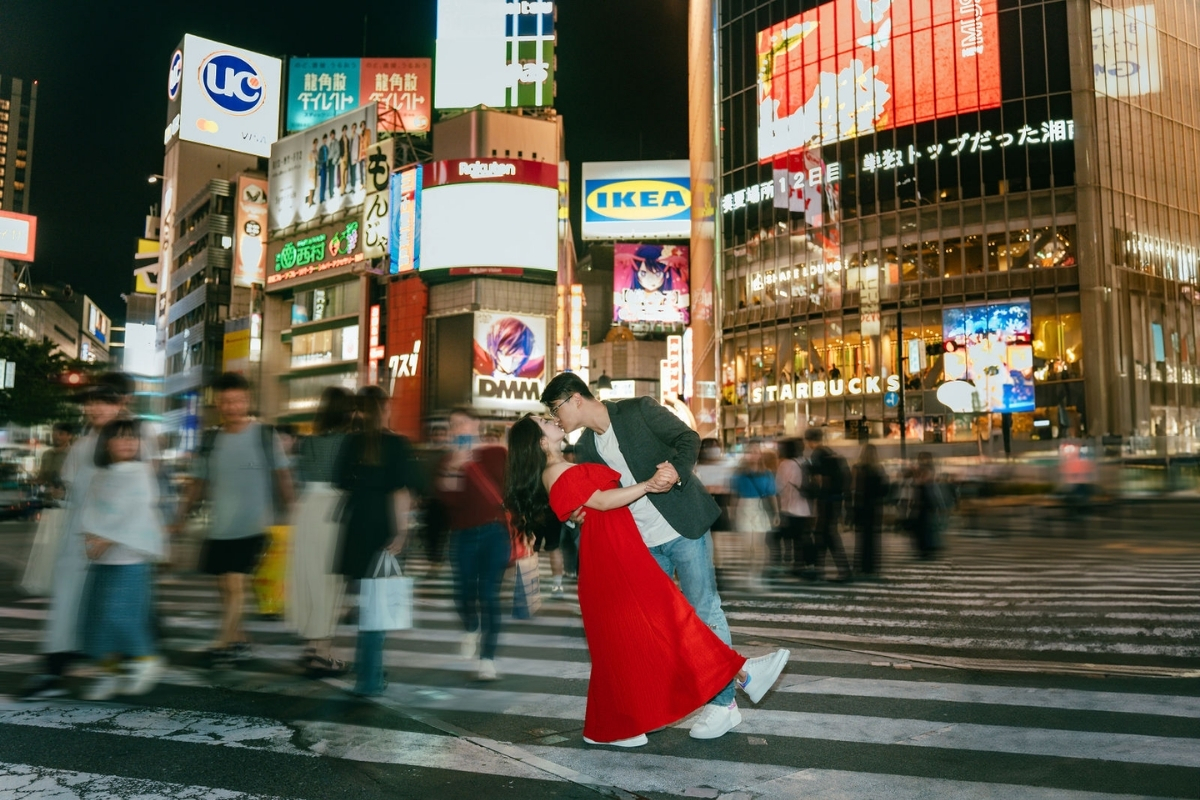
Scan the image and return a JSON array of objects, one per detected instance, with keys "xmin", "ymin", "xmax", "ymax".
[
  {"xmin": 774, "ymin": 437, "xmax": 813, "ymax": 576},
  {"xmin": 80, "ymin": 417, "xmax": 166, "ymax": 700}
]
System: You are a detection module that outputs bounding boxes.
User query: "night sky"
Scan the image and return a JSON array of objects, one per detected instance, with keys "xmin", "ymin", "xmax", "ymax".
[{"xmin": 0, "ymin": 0, "xmax": 688, "ymax": 324}]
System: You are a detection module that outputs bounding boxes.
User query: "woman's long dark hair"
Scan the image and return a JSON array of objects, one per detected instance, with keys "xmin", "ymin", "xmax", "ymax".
[
  {"xmin": 313, "ymin": 386, "xmax": 354, "ymax": 435},
  {"xmin": 354, "ymin": 385, "xmax": 389, "ymax": 466},
  {"xmin": 504, "ymin": 415, "xmax": 551, "ymax": 536}
]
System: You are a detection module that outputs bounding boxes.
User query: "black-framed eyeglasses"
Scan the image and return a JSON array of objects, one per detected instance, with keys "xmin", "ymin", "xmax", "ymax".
[{"xmin": 548, "ymin": 396, "xmax": 573, "ymax": 418}]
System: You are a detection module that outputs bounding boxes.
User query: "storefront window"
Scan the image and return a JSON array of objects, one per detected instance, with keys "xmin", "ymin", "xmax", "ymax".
[
  {"xmin": 287, "ymin": 370, "xmax": 357, "ymax": 413},
  {"xmin": 1032, "ymin": 296, "xmax": 1083, "ymax": 382},
  {"xmin": 291, "ymin": 323, "xmax": 359, "ymax": 368},
  {"xmin": 291, "ymin": 281, "xmax": 360, "ymax": 325}
]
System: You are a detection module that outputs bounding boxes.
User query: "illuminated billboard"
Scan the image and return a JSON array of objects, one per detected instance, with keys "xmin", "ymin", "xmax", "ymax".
[
  {"xmin": 1092, "ymin": 5, "xmax": 1161, "ymax": 98},
  {"xmin": 0, "ymin": 210, "xmax": 37, "ymax": 261},
  {"xmin": 756, "ymin": 0, "xmax": 1001, "ymax": 161},
  {"xmin": 419, "ymin": 159, "xmax": 558, "ymax": 277},
  {"xmin": 581, "ymin": 160, "xmax": 692, "ymax": 241},
  {"xmin": 287, "ymin": 58, "xmax": 432, "ymax": 134},
  {"xmin": 942, "ymin": 301, "xmax": 1035, "ymax": 413},
  {"xmin": 361, "ymin": 58, "xmax": 432, "ymax": 133},
  {"xmin": 286, "ymin": 58, "xmax": 362, "ymax": 133},
  {"xmin": 613, "ymin": 243, "xmax": 690, "ymax": 325},
  {"xmin": 168, "ymin": 34, "xmax": 282, "ymax": 158},
  {"xmin": 268, "ymin": 220, "xmax": 362, "ymax": 287},
  {"xmin": 390, "ymin": 165, "xmax": 423, "ymax": 274},
  {"xmin": 435, "ymin": 0, "xmax": 555, "ymax": 109},
  {"xmin": 472, "ymin": 311, "xmax": 547, "ymax": 412},
  {"xmin": 269, "ymin": 104, "xmax": 378, "ymax": 236},
  {"xmin": 233, "ymin": 176, "xmax": 268, "ymax": 287}
]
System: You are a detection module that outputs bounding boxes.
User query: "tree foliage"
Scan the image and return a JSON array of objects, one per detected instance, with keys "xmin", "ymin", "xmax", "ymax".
[{"xmin": 0, "ymin": 334, "xmax": 78, "ymax": 427}]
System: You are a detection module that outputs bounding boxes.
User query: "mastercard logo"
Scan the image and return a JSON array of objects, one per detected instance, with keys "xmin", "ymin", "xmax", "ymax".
[{"xmin": 196, "ymin": 119, "xmax": 220, "ymax": 133}]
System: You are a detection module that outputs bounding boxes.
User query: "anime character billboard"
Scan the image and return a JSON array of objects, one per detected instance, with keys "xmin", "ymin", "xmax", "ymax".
[
  {"xmin": 472, "ymin": 312, "xmax": 548, "ymax": 411},
  {"xmin": 613, "ymin": 243, "xmax": 690, "ymax": 325}
]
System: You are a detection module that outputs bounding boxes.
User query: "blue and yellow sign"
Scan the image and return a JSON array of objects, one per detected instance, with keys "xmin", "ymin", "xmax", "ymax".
[{"xmin": 581, "ymin": 161, "xmax": 692, "ymax": 240}]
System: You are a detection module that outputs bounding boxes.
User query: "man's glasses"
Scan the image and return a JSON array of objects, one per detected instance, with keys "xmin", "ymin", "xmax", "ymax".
[{"xmin": 548, "ymin": 396, "xmax": 572, "ymax": 418}]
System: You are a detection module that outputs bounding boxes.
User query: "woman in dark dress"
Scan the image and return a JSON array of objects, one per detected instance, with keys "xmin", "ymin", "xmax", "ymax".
[{"xmin": 334, "ymin": 386, "xmax": 414, "ymax": 696}]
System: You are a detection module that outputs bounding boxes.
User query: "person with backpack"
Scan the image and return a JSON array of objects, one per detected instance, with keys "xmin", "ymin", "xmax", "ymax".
[
  {"xmin": 802, "ymin": 428, "xmax": 852, "ymax": 583},
  {"xmin": 173, "ymin": 372, "xmax": 293, "ymax": 668}
]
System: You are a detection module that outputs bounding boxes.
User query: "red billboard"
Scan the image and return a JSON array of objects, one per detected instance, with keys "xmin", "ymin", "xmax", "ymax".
[
  {"xmin": 757, "ymin": 0, "xmax": 1001, "ymax": 161},
  {"xmin": 0, "ymin": 210, "xmax": 37, "ymax": 262},
  {"xmin": 360, "ymin": 58, "xmax": 431, "ymax": 134}
]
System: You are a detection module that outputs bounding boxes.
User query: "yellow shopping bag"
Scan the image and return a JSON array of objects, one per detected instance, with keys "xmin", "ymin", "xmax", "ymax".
[{"xmin": 254, "ymin": 525, "xmax": 290, "ymax": 616}]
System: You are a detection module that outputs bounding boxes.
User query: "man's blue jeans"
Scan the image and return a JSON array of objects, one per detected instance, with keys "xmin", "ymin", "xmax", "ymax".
[
  {"xmin": 354, "ymin": 629, "xmax": 386, "ymax": 695},
  {"xmin": 647, "ymin": 532, "xmax": 737, "ymax": 706},
  {"xmin": 451, "ymin": 522, "xmax": 511, "ymax": 661}
]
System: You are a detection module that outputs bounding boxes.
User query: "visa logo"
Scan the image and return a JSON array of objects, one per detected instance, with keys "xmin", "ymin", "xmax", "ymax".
[{"xmin": 584, "ymin": 178, "xmax": 691, "ymax": 222}]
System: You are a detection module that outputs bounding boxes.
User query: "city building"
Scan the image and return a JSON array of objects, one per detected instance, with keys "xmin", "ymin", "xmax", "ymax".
[
  {"xmin": 54, "ymin": 293, "xmax": 112, "ymax": 364},
  {"xmin": 703, "ymin": 0, "xmax": 1200, "ymax": 451},
  {"xmin": 0, "ymin": 75, "xmax": 36, "ymax": 214}
]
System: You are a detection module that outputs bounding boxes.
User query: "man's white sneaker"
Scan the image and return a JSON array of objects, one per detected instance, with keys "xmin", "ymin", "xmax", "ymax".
[
  {"xmin": 688, "ymin": 702, "xmax": 742, "ymax": 740},
  {"xmin": 583, "ymin": 733, "xmax": 648, "ymax": 747},
  {"xmin": 84, "ymin": 674, "xmax": 121, "ymax": 702},
  {"xmin": 121, "ymin": 656, "xmax": 164, "ymax": 696},
  {"xmin": 460, "ymin": 631, "xmax": 480, "ymax": 660},
  {"xmin": 737, "ymin": 649, "xmax": 790, "ymax": 704},
  {"xmin": 477, "ymin": 658, "xmax": 498, "ymax": 681}
]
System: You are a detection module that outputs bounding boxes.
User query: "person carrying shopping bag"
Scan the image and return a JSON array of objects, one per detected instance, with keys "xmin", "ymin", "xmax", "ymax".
[{"xmin": 333, "ymin": 386, "xmax": 414, "ymax": 697}]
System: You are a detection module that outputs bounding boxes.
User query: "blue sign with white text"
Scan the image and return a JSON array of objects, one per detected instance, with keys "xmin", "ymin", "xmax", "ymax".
[{"xmin": 287, "ymin": 58, "xmax": 362, "ymax": 133}]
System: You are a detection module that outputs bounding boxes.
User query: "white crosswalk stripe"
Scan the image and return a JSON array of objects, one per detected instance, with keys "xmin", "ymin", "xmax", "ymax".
[{"xmin": 0, "ymin": 530, "xmax": 1198, "ymax": 798}]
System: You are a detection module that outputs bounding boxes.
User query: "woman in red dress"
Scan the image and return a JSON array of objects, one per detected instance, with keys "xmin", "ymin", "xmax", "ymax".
[{"xmin": 505, "ymin": 416, "xmax": 789, "ymax": 747}]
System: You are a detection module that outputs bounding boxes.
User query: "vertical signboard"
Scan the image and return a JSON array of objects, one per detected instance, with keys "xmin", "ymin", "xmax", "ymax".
[
  {"xmin": 1092, "ymin": 4, "xmax": 1161, "ymax": 98},
  {"xmin": 286, "ymin": 58, "xmax": 362, "ymax": 133},
  {"xmin": 860, "ymin": 263, "xmax": 880, "ymax": 337},
  {"xmin": 233, "ymin": 176, "xmax": 269, "ymax": 286},
  {"xmin": 389, "ymin": 165, "xmax": 423, "ymax": 274},
  {"xmin": 471, "ymin": 311, "xmax": 547, "ymax": 412},
  {"xmin": 361, "ymin": 139, "xmax": 394, "ymax": 260},
  {"xmin": 666, "ymin": 335, "xmax": 683, "ymax": 397},
  {"xmin": 361, "ymin": 58, "xmax": 432, "ymax": 133}
]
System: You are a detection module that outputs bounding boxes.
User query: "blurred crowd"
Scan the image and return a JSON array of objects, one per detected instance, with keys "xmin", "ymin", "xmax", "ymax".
[{"xmin": 18, "ymin": 367, "xmax": 963, "ymax": 704}]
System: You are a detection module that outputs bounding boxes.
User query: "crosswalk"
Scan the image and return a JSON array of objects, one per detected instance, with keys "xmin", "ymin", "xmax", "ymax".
[{"xmin": 1, "ymin": 528, "xmax": 1198, "ymax": 799}]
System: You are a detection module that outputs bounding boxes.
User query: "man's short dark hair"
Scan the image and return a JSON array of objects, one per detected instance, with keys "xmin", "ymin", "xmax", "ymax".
[
  {"xmin": 83, "ymin": 371, "xmax": 133, "ymax": 404},
  {"xmin": 779, "ymin": 437, "xmax": 805, "ymax": 460},
  {"xmin": 541, "ymin": 372, "xmax": 593, "ymax": 407},
  {"xmin": 803, "ymin": 427, "xmax": 824, "ymax": 443},
  {"xmin": 53, "ymin": 422, "xmax": 76, "ymax": 436},
  {"xmin": 213, "ymin": 372, "xmax": 250, "ymax": 393}
]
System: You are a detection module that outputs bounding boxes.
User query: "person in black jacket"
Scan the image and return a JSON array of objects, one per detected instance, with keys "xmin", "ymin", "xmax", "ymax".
[
  {"xmin": 541, "ymin": 373, "xmax": 742, "ymax": 741},
  {"xmin": 803, "ymin": 428, "xmax": 852, "ymax": 582},
  {"xmin": 851, "ymin": 444, "xmax": 890, "ymax": 577}
]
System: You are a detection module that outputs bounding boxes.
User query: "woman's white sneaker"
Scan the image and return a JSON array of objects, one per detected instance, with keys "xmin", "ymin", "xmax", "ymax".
[
  {"xmin": 583, "ymin": 733, "xmax": 648, "ymax": 747},
  {"xmin": 84, "ymin": 674, "xmax": 121, "ymax": 702},
  {"xmin": 737, "ymin": 649, "xmax": 790, "ymax": 704},
  {"xmin": 122, "ymin": 656, "xmax": 165, "ymax": 696}
]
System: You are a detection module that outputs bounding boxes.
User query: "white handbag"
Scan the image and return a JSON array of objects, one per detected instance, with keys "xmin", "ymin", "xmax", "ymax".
[
  {"xmin": 21, "ymin": 508, "xmax": 66, "ymax": 596},
  {"xmin": 359, "ymin": 552, "xmax": 414, "ymax": 632}
]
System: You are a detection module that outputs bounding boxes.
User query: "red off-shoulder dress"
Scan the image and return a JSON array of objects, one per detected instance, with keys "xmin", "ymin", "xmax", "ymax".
[{"xmin": 549, "ymin": 463, "xmax": 745, "ymax": 742}]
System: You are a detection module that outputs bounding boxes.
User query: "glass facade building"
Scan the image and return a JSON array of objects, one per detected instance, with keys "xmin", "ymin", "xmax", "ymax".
[{"xmin": 714, "ymin": 0, "xmax": 1200, "ymax": 448}]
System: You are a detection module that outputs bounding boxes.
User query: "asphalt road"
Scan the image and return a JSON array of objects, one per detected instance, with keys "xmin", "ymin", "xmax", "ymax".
[{"xmin": 0, "ymin": 516, "xmax": 1198, "ymax": 799}]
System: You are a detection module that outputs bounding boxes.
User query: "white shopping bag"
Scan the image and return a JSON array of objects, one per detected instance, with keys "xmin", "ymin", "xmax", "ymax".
[
  {"xmin": 21, "ymin": 508, "xmax": 66, "ymax": 596},
  {"xmin": 359, "ymin": 552, "xmax": 414, "ymax": 632}
]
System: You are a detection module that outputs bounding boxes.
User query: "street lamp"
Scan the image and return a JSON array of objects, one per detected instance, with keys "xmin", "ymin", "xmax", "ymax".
[{"xmin": 148, "ymin": 174, "xmax": 165, "ymax": 184}]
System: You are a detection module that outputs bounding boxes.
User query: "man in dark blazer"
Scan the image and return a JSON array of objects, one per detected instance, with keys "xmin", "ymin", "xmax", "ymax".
[{"xmin": 541, "ymin": 373, "xmax": 741, "ymax": 740}]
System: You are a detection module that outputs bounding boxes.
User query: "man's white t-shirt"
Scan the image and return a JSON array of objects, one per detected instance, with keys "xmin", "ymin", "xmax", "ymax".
[{"xmin": 594, "ymin": 423, "xmax": 682, "ymax": 548}]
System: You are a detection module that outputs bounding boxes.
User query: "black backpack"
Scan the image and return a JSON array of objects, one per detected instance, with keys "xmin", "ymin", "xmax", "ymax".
[{"xmin": 815, "ymin": 447, "xmax": 849, "ymax": 497}]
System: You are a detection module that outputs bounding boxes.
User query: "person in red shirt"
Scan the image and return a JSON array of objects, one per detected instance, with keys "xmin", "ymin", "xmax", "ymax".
[{"xmin": 436, "ymin": 406, "xmax": 510, "ymax": 681}]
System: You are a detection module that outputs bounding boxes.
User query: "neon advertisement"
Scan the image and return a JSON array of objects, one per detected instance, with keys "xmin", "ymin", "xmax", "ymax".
[{"xmin": 942, "ymin": 300, "xmax": 1035, "ymax": 413}]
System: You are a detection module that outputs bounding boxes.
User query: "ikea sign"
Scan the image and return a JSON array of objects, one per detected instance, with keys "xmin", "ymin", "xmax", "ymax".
[{"xmin": 581, "ymin": 160, "xmax": 691, "ymax": 240}]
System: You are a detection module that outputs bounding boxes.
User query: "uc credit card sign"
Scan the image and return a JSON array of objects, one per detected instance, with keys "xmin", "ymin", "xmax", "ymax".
[{"xmin": 581, "ymin": 160, "xmax": 691, "ymax": 240}]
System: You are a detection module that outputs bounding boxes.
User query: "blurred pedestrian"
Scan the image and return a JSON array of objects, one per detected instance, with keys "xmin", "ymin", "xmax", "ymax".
[
  {"xmin": 79, "ymin": 418, "xmax": 166, "ymax": 700},
  {"xmin": 912, "ymin": 452, "xmax": 946, "ymax": 559},
  {"xmin": 732, "ymin": 444, "xmax": 776, "ymax": 590},
  {"xmin": 850, "ymin": 444, "xmax": 890, "ymax": 578},
  {"xmin": 334, "ymin": 386, "xmax": 414, "ymax": 696},
  {"xmin": 20, "ymin": 373, "xmax": 147, "ymax": 699},
  {"xmin": 175, "ymin": 372, "xmax": 293, "ymax": 668},
  {"xmin": 774, "ymin": 438, "xmax": 812, "ymax": 576},
  {"xmin": 413, "ymin": 426, "xmax": 451, "ymax": 577},
  {"xmin": 804, "ymin": 428, "xmax": 852, "ymax": 582},
  {"xmin": 288, "ymin": 386, "xmax": 354, "ymax": 676},
  {"xmin": 437, "ymin": 406, "xmax": 510, "ymax": 681},
  {"xmin": 37, "ymin": 422, "xmax": 75, "ymax": 503}
]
